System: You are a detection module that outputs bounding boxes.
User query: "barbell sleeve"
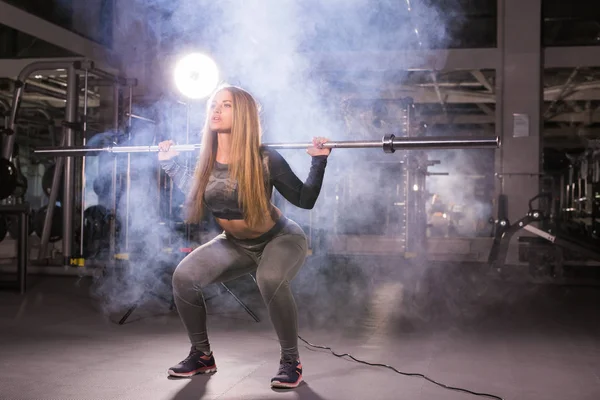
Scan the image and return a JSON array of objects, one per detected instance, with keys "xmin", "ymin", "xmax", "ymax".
[{"xmin": 33, "ymin": 135, "xmax": 500, "ymax": 156}]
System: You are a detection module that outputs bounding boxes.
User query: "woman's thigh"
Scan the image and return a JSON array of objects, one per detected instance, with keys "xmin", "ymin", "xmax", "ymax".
[
  {"xmin": 256, "ymin": 231, "xmax": 308, "ymax": 295},
  {"xmin": 173, "ymin": 234, "xmax": 257, "ymax": 290}
]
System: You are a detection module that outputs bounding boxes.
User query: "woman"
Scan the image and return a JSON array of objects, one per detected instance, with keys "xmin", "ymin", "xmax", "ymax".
[{"xmin": 157, "ymin": 85, "xmax": 330, "ymax": 389}]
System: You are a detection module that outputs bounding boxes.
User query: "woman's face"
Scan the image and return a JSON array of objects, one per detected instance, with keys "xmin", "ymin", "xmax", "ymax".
[{"xmin": 209, "ymin": 90, "xmax": 233, "ymax": 133}]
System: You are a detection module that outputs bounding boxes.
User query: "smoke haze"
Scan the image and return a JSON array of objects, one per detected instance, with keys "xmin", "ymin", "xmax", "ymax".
[{"xmin": 74, "ymin": 0, "xmax": 514, "ymax": 332}]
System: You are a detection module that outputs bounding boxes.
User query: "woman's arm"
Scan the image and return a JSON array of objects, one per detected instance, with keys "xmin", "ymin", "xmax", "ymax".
[
  {"xmin": 267, "ymin": 149, "xmax": 328, "ymax": 209},
  {"xmin": 159, "ymin": 159, "xmax": 194, "ymax": 194}
]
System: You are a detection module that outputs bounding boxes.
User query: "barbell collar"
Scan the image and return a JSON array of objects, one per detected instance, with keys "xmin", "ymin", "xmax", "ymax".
[{"xmin": 382, "ymin": 134, "xmax": 395, "ymax": 153}]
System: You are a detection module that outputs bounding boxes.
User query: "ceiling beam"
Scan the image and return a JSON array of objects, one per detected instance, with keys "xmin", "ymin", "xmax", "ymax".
[
  {"xmin": 545, "ymin": 46, "xmax": 600, "ymax": 68},
  {"xmin": 302, "ymin": 46, "xmax": 600, "ymax": 73},
  {"xmin": 420, "ymin": 114, "xmax": 494, "ymax": 124},
  {"xmin": 0, "ymin": 58, "xmax": 86, "ymax": 79},
  {"xmin": 543, "ymin": 137, "xmax": 600, "ymax": 149},
  {"xmin": 470, "ymin": 70, "xmax": 494, "ymax": 93},
  {"xmin": 307, "ymin": 46, "xmax": 600, "ymax": 73},
  {"xmin": 343, "ymin": 87, "xmax": 496, "ymax": 103},
  {"xmin": 544, "ymin": 127, "xmax": 600, "ymax": 138},
  {"xmin": 477, "ymin": 104, "xmax": 494, "ymax": 115},
  {"xmin": 0, "ymin": 1, "xmax": 117, "ymax": 70},
  {"xmin": 397, "ymin": 111, "xmax": 600, "ymax": 125},
  {"xmin": 306, "ymin": 48, "xmax": 501, "ymax": 72},
  {"xmin": 341, "ymin": 80, "xmax": 600, "ymax": 104}
]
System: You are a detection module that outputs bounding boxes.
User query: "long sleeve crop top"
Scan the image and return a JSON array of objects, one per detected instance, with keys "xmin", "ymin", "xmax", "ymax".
[{"xmin": 159, "ymin": 148, "xmax": 328, "ymax": 220}]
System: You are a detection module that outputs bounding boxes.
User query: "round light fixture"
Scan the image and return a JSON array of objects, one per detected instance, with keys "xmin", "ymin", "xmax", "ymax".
[{"xmin": 173, "ymin": 53, "xmax": 219, "ymax": 100}]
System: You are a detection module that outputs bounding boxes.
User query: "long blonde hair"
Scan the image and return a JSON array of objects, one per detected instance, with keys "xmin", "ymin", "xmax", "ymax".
[{"xmin": 185, "ymin": 85, "xmax": 271, "ymax": 227}]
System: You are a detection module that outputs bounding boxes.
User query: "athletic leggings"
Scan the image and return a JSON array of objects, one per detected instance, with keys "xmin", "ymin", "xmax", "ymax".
[{"xmin": 171, "ymin": 216, "xmax": 308, "ymax": 363}]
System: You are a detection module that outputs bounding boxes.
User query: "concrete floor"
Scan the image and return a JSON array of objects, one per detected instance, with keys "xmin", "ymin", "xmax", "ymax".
[{"xmin": 0, "ymin": 258, "xmax": 599, "ymax": 400}]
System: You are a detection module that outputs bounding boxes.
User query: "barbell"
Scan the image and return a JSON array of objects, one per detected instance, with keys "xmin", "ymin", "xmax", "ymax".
[
  {"xmin": 32, "ymin": 134, "xmax": 500, "ymax": 156},
  {"xmin": 0, "ymin": 135, "xmax": 500, "ymax": 201}
]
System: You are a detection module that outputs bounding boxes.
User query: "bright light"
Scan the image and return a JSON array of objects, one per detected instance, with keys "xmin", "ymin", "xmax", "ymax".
[{"xmin": 174, "ymin": 53, "xmax": 219, "ymax": 100}]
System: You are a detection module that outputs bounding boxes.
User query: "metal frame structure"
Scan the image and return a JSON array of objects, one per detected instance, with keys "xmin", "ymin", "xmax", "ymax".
[
  {"xmin": 1, "ymin": 58, "xmax": 131, "ymax": 268},
  {"xmin": 488, "ymin": 193, "xmax": 600, "ymax": 269}
]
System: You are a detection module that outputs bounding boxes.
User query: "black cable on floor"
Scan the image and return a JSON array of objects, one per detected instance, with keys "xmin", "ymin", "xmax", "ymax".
[{"xmin": 298, "ymin": 335, "xmax": 504, "ymax": 400}]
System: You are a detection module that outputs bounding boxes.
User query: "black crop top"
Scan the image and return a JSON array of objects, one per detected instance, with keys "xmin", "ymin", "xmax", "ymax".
[{"xmin": 159, "ymin": 148, "xmax": 328, "ymax": 220}]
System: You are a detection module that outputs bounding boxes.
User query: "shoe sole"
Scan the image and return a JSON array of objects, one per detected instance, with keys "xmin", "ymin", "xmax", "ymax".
[
  {"xmin": 271, "ymin": 375, "xmax": 303, "ymax": 389},
  {"xmin": 168, "ymin": 366, "xmax": 217, "ymax": 377}
]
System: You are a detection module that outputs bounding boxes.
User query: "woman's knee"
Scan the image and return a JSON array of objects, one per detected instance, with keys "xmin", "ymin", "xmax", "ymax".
[
  {"xmin": 172, "ymin": 262, "xmax": 192, "ymax": 295},
  {"xmin": 171, "ymin": 258, "xmax": 208, "ymax": 296},
  {"xmin": 256, "ymin": 270, "xmax": 286, "ymax": 296}
]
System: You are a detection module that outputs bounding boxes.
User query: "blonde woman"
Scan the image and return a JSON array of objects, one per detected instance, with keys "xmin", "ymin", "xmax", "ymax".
[{"xmin": 157, "ymin": 85, "xmax": 330, "ymax": 389}]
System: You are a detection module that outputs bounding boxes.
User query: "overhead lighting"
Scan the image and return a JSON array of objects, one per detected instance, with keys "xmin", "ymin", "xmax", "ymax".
[{"xmin": 173, "ymin": 53, "xmax": 219, "ymax": 100}]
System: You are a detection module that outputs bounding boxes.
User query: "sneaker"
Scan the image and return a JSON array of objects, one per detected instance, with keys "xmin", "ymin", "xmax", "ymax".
[
  {"xmin": 168, "ymin": 347, "xmax": 217, "ymax": 377},
  {"xmin": 270, "ymin": 360, "xmax": 303, "ymax": 389}
]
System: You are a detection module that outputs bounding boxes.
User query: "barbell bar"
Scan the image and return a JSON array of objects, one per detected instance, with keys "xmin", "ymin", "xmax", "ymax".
[{"xmin": 33, "ymin": 134, "xmax": 500, "ymax": 156}]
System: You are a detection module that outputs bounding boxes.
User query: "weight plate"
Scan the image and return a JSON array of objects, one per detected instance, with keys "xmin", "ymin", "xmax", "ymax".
[
  {"xmin": 0, "ymin": 158, "xmax": 18, "ymax": 200},
  {"xmin": 41, "ymin": 164, "xmax": 64, "ymax": 201},
  {"xmin": 7, "ymin": 212, "xmax": 35, "ymax": 240},
  {"xmin": 0, "ymin": 216, "xmax": 7, "ymax": 243},
  {"xmin": 33, "ymin": 204, "xmax": 63, "ymax": 242}
]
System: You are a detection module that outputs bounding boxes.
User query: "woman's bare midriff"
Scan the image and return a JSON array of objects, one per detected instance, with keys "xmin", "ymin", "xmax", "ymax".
[{"xmin": 215, "ymin": 206, "xmax": 283, "ymax": 239}]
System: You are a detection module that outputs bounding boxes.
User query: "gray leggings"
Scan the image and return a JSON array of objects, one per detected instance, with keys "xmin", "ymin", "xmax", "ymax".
[{"xmin": 171, "ymin": 216, "xmax": 308, "ymax": 363}]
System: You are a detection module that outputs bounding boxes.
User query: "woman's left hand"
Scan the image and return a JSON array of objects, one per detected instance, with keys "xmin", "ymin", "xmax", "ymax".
[{"xmin": 307, "ymin": 137, "xmax": 331, "ymax": 157}]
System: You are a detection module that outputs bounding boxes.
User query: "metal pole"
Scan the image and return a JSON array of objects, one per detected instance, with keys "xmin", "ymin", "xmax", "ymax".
[
  {"xmin": 0, "ymin": 99, "xmax": 9, "ymax": 135},
  {"xmin": 125, "ymin": 112, "xmax": 156, "ymax": 124},
  {"xmin": 62, "ymin": 65, "xmax": 78, "ymax": 266},
  {"xmin": 185, "ymin": 102, "xmax": 191, "ymax": 243},
  {"xmin": 33, "ymin": 136, "xmax": 501, "ymax": 156},
  {"xmin": 2, "ymin": 81, "xmax": 23, "ymax": 161},
  {"xmin": 19, "ymin": 208, "xmax": 28, "ymax": 294},
  {"xmin": 125, "ymin": 85, "xmax": 133, "ymax": 252},
  {"xmin": 403, "ymin": 103, "xmax": 413, "ymax": 252},
  {"xmin": 39, "ymin": 136, "xmax": 65, "ymax": 260},
  {"xmin": 169, "ymin": 172, "xmax": 173, "ymax": 247},
  {"xmin": 80, "ymin": 68, "xmax": 89, "ymax": 257},
  {"xmin": 109, "ymin": 85, "xmax": 120, "ymax": 260},
  {"xmin": 569, "ymin": 167, "xmax": 574, "ymax": 212},
  {"xmin": 559, "ymin": 173, "xmax": 564, "ymax": 217},
  {"xmin": 89, "ymin": 67, "xmax": 130, "ymax": 86}
]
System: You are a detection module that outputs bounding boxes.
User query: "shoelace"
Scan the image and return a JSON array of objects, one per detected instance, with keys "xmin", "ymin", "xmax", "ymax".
[
  {"xmin": 276, "ymin": 362, "xmax": 297, "ymax": 377},
  {"xmin": 182, "ymin": 348, "xmax": 204, "ymax": 364},
  {"xmin": 181, "ymin": 353, "xmax": 197, "ymax": 364}
]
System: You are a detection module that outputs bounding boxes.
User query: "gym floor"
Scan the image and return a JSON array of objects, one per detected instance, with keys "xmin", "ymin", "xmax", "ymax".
[{"xmin": 0, "ymin": 258, "xmax": 599, "ymax": 400}]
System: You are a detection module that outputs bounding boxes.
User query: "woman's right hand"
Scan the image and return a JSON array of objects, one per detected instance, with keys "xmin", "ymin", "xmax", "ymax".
[{"xmin": 158, "ymin": 140, "xmax": 179, "ymax": 161}]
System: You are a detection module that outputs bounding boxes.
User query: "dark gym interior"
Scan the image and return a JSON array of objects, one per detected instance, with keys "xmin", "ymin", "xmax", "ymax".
[{"xmin": 1, "ymin": 1, "xmax": 599, "ymax": 399}]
